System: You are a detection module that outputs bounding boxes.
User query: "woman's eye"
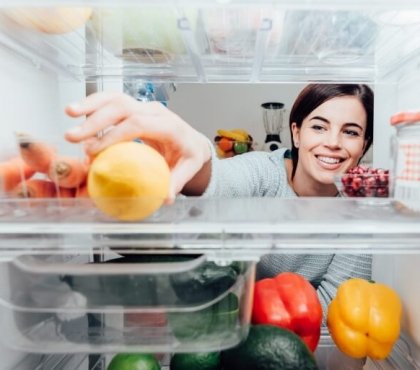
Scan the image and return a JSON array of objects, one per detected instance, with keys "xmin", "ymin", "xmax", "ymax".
[
  {"xmin": 344, "ymin": 129, "xmax": 361, "ymax": 137},
  {"xmin": 311, "ymin": 124, "xmax": 325, "ymax": 131}
]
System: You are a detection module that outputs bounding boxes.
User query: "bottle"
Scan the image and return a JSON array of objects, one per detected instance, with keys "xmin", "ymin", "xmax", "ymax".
[
  {"xmin": 136, "ymin": 82, "xmax": 156, "ymax": 102},
  {"xmin": 390, "ymin": 111, "xmax": 420, "ymax": 212}
]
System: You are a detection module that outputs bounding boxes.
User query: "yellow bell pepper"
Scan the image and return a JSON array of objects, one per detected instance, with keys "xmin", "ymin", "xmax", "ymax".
[{"xmin": 327, "ymin": 278, "xmax": 402, "ymax": 360}]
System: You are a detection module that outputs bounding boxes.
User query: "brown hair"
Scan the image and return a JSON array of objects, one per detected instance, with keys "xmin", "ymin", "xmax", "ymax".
[{"xmin": 289, "ymin": 84, "xmax": 374, "ymax": 178}]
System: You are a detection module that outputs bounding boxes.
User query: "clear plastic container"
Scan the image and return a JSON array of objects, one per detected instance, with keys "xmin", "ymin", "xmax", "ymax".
[
  {"xmin": 0, "ymin": 253, "xmax": 255, "ymax": 353},
  {"xmin": 334, "ymin": 171, "xmax": 389, "ymax": 198},
  {"xmin": 202, "ymin": 6, "xmax": 284, "ymax": 58},
  {"xmin": 89, "ymin": 7, "xmax": 199, "ymax": 64},
  {"xmin": 390, "ymin": 112, "xmax": 420, "ymax": 213}
]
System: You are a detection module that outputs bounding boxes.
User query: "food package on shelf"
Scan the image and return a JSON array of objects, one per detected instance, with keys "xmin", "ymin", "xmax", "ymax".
[
  {"xmin": 202, "ymin": 6, "xmax": 284, "ymax": 57},
  {"xmin": 90, "ymin": 7, "xmax": 198, "ymax": 64}
]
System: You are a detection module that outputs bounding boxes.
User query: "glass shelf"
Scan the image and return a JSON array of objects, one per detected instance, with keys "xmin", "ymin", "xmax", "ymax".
[
  {"xmin": 0, "ymin": 1, "xmax": 420, "ymax": 83},
  {"xmin": 0, "ymin": 197, "xmax": 419, "ymax": 256},
  {"xmin": 8, "ymin": 332, "xmax": 420, "ymax": 370}
]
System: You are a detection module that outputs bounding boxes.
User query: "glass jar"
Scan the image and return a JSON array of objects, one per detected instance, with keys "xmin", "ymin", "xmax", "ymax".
[{"xmin": 390, "ymin": 112, "xmax": 420, "ymax": 212}]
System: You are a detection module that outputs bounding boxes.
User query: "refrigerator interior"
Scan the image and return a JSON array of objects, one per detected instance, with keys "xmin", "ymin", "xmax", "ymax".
[{"xmin": 0, "ymin": 1, "xmax": 420, "ymax": 369}]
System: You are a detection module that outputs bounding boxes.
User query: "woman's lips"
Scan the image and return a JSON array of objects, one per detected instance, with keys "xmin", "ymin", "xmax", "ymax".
[{"xmin": 315, "ymin": 155, "xmax": 345, "ymax": 170}]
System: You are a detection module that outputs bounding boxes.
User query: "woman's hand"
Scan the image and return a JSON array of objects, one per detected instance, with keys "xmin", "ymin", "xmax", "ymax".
[{"xmin": 64, "ymin": 92, "xmax": 211, "ymax": 200}]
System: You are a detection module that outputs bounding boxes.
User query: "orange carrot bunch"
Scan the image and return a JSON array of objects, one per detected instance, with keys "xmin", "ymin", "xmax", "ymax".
[
  {"xmin": 16, "ymin": 132, "xmax": 56, "ymax": 173},
  {"xmin": 0, "ymin": 157, "xmax": 35, "ymax": 192},
  {"xmin": 48, "ymin": 155, "xmax": 88, "ymax": 189},
  {"xmin": 12, "ymin": 179, "xmax": 57, "ymax": 198},
  {"xmin": 0, "ymin": 132, "xmax": 91, "ymax": 200},
  {"xmin": 75, "ymin": 184, "xmax": 89, "ymax": 198},
  {"xmin": 57, "ymin": 187, "xmax": 76, "ymax": 198}
]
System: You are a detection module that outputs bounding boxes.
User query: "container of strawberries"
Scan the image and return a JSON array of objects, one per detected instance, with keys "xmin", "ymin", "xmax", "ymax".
[{"xmin": 335, "ymin": 166, "xmax": 389, "ymax": 198}]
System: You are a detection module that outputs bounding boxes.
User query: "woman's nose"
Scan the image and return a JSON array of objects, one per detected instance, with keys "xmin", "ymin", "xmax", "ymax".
[{"xmin": 325, "ymin": 131, "xmax": 342, "ymax": 148}]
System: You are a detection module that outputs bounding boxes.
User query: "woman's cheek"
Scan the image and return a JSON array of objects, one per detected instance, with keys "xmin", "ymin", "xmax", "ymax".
[{"xmin": 349, "ymin": 141, "xmax": 366, "ymax": 165}]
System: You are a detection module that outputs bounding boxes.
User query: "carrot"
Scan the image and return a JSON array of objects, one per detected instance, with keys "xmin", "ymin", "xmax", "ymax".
[
  {"xmin": 48, "ymin": 156, "xmax": 88, "ymax": 188},
  {"xmin": 75, "ymin": 184, "xmax": 89, "ymax": 198},
  {"xmin": 12, "ymin": 179, "xmax": 57, "ymax": 198},
  {"xmin": 0, "ymin": 157, "xmax": 35, "ymax": 192},
  {"xmin": 57, "ymin": 187, "xmax": 75, "ymax": 198},
  {"xmin": 16, "ymin": 132, "xmax": 56, "ymax": 173}
]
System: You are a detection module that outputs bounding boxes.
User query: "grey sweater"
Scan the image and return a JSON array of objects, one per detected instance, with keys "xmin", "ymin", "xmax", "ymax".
[{"xmin": 203, "ymin": 147, "xmax": 372, "ymax": 319}]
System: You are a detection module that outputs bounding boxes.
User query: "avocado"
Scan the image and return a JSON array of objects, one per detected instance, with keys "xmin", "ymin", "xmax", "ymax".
[
  {"xmin": 221, "ymin": 325, "xmax": 318, "ymax": 370},
  {"xmin": 170, "ymin": 261, "xmax": 240, "ymax": 304},
  {"xmin": 168, "ymin": 293, "xmax": 239, "ymax": 341},
  {"xmin": 170, "ymin": 352, "xmax": 221, "ymax": 370}
]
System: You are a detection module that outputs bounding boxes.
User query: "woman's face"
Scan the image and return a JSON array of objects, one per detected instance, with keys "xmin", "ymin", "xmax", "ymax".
[{"xmin": 291, "ymin": 96, "xmax": 367, "ymax": 186}]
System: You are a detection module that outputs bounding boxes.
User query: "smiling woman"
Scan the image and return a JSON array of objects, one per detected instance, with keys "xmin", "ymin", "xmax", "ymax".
[
  {"xmin": 289, "ymin": 84, "xmax": 373, "ymax": 197},
  {"xmin": 64, "ymin": 83, "xmax": 374, "ymax": 318}
]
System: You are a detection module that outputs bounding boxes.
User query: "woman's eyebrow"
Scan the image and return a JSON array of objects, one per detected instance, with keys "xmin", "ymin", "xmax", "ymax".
[
  {"xmin": 310, "ymin": 115, "xmax": 330, "ymax": 124},
  {"xmin": 310, "ymin": 116, "xmax": 363, "ymax": 130},
  {"xmin": 343, "ymin": 122, "xmax": 364, "ymax": 131}
]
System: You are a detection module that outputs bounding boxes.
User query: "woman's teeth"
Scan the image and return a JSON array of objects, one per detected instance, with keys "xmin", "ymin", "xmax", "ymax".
[{"xmin": 317, "ymin": 156, "xmax": 341, "ymax": 164}]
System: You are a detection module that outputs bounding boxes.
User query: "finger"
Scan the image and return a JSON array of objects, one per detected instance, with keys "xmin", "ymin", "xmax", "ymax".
[
  {"xmin": 170, "ymin": 157, "xmax": 203, "ymax": 196},
  {"xmin": 65, "ymin": 100, "xmax": 171, "ymax": 144},
  {"xmin": 83, "ymin": 113, "xmax": 184, "ymax": 155},
  {"xmin": 82, "ymin": 137, "xmax": 101, "ymax": 158},
  {"xmin": 163, "ymin": 191, "xmax": 176, "ymax": 205},
  {"xmin": 82, "ymin": 118, "xmax": 148, "ymax": 155},
  {"xmin": 65, "ymin": 99, "xmax": 135, "ymax": 142},
  {"xmin": 65, "ymin": 91, "xmax": 123, "ymax": 118},
  {"xmin": 65, "ymin": 92, "xmax": 165, "ymax": 118}
]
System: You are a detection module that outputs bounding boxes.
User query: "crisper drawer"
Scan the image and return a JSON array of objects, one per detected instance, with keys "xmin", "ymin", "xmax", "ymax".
[{"xmin": 0, "ymin": 253, "xmax": 255, "ymax": 353}]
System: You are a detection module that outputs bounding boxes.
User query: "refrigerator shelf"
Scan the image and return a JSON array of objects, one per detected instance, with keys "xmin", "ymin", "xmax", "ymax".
[
  {"xmin": 1, "ymin": 0, "xmax": 420, "ymax": 7},
  {"xmin": 0, "ymin": 197, "xmax": 420, "ymax": 255},
  {"xmin": 0, "ymin": 2, "xmax": 420, "ymax": 83},
  {"xmin": 10, "ymin": 333, "xmax": 420, "ymax": 370}
]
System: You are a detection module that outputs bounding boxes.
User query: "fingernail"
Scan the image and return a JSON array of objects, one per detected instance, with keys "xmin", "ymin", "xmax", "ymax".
[
  {"xmin": 67, "ymin": 103, "xmax": 81, "ymax": 111},
  {"xmin": 164, "ymin": 197, "xmax": 175, "ymax": 205},
  {"xmin": 67, "ymin": 126, "xmax": 83, "ymax": 135},
  {"xmin": 163, "ymin": 187, "xmax": 176, "ymax": 205}
]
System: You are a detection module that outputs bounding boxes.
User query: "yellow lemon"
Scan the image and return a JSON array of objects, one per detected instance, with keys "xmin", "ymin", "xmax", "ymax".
[{"xmin": 88, "ymin": 142, "xmax": 170, "ymax": 221}]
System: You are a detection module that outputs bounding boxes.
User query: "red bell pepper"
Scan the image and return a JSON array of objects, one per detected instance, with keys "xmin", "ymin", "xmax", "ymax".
[{"xmin": 252, "ymin": 272, "xmax": 323, "ymax": 352}]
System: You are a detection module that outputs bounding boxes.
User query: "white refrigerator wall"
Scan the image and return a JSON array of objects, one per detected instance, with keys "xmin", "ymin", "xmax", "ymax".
[
  {"xmin": 0, "ymin": 45, "xmax": 86, "ymax": 160},
  {"xmin": 0, "ymin": 45, "xmax": 86, "ymax": 369},
  {"xmin": 0, "ymin": 47, "xmax": 60, "ymax": 156},
  {"xmin": 0, "ymin": 48, "xmax": 59, "ymax": 369},
  {"xmin": 373, "ymin": 72, "xmax": 420, "ymax": 360}
]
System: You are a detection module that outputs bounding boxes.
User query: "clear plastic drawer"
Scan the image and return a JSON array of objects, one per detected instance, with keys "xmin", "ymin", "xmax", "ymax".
[{"xmin": 0, "ymin": 254, "xmax": 255, "ymax": 353}]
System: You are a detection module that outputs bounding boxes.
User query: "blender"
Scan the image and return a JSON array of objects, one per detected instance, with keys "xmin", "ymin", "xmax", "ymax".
[{"xmin": 261, "ymin": 102, "xmax": 286, "ymax": 152}]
